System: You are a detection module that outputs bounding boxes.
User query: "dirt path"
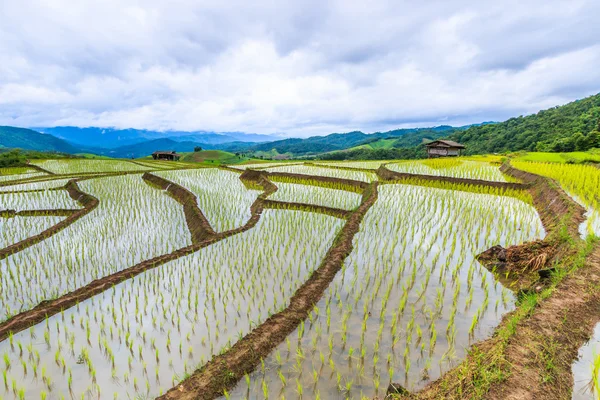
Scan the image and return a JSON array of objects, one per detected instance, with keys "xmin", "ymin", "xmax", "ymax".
[{"xmin": 158, "ymin": 182, "xmax": 379, "ymax": 400}]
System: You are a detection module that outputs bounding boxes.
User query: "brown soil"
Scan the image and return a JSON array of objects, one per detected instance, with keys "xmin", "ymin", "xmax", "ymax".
[
  {"xmin": 25, "ymin": 162, "xmax": 56, "ymax": 175},
  {"xmin": 0, "ymin": 180, "xmax": 98, "ymax": 261},
  {"xmin": 377, "ymin": 164, "xmax": 527, "ymax": 190},
  {"xmin": 266, "ymin": 170, "xmax": 369, "ymax": 190},
  {"xmin": 157, "ymin": 182, "xmax": 379, "ymax": 400},
  {"xmin": 142, "ymin": 172, "xmax": 217, "ymax": 242}
]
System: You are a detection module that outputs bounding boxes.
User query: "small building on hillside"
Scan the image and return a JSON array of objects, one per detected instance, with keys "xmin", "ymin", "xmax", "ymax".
[
  {"xmin": 425, "ymin": 140, "xmax": 465, "ymax": 158},
  {"xmin": 152, "ymin": 151, "xmax": 181, "ymax": 161}
]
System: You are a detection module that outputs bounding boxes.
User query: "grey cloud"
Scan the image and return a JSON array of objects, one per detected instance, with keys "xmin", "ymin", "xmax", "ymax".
[{"xmin": 0, "ymin": 0, "xmax": 599, "ymax": 136}]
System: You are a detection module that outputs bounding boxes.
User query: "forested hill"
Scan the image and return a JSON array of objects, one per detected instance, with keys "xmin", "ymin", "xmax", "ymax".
[
  {"xmin": 450, "ymin": 93, "xmax": 600, "ymax": 154},
  {"xmin": 0, "ymin": 126, "xmax": 80, "ymax": 153},
  {"xmin": 232, "ymin": 126, "xmax": 459, "ymax": 155}
]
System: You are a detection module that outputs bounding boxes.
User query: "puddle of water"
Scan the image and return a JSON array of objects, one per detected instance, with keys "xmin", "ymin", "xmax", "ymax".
[{"xmin": 572, "ymin": 323, "xmax": 600, "ymax": 400}]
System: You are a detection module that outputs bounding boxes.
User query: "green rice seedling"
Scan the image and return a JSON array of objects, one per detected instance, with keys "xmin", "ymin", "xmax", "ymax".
[{"xmin": 233, "ymin": 183, "xmax": 539, "ymax": 398}]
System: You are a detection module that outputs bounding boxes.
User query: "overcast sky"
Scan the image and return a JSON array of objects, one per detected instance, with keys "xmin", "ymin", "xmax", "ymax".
[{"xmin": 1, "ymin": 0, "xmax": 599, "ymax": 137}]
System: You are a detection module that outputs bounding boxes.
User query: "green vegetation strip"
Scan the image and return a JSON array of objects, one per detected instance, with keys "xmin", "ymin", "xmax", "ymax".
[{"xmin": 377, "ymin": 164, "xmax": 526, "ymax": 190}]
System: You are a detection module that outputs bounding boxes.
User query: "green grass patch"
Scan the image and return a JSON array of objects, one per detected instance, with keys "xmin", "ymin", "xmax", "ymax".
[{"xmin": 181, "ymin": 150, "xmax": 251, "ymax": 165}]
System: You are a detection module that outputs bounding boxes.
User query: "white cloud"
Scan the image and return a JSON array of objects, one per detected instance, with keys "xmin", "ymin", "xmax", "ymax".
[{"xmin": 0, "ymin": 0, "xmax": 599, "ymax": 136}]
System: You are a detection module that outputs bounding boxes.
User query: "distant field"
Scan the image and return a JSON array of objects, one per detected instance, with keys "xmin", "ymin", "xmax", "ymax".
[{"xmin": 181, "ymin": 150, "xmax": 249, "ymax": 164}]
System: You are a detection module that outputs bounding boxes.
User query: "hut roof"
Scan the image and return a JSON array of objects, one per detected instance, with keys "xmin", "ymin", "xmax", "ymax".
[{"xmin": 425, "ymin": 140, "xmax": 465, "ymax": 149}]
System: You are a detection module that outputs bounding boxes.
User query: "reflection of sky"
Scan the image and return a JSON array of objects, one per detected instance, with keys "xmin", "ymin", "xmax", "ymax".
[
  {"xmin": 564, "ymin": 190, "xmax": 600, "ymax": 239},
  {"xmin": 572, "ymin": 323, "xmax": 600, "ymax": 400}
]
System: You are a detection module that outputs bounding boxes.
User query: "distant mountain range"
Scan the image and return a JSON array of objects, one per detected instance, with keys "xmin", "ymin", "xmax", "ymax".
[
  {"xmin": 0, "ymin": 126, "xmax": 80, "ymax": 153},
  {"xmin": 0, "ymin": 124, "xmax": 464, "ymax": 158},
  {"xmin": 2, "ymin": 93, "xmax": 599, "ymax": 158},
  {"xmin": 36, "ymin": 127, "xmax": 281, "ymax": 149}
]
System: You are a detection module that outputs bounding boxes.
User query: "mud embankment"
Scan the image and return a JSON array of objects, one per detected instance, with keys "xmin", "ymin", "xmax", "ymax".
[
  {"xmin": 158, "ymin": 182, "xmax": 378, "ymax": 400},
  {"xmin": 142, "ymin": 172, "xmax": 216, "ymax": 242}
]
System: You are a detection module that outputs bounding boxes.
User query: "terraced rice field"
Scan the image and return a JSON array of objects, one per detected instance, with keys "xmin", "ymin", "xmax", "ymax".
[
  {"xmin": 30, "ymin": 160, "xmax": 152, "ymax": 174},
  {"xmin": 0, "ymin": 157, "xmax": 598, "ymax": 400},
  {"xmin": 387, "ymin": 159, "xmax": 515, "ymax": 182}
]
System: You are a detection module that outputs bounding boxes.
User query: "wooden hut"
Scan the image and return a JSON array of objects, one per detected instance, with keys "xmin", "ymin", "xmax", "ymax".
[
  {"xmin": 151, "ymin": 151, "xmax": 181, "ymax": 161},
  {"xmin": 425, "ymin": 140, "xmax": 465, "ymax": 158}
]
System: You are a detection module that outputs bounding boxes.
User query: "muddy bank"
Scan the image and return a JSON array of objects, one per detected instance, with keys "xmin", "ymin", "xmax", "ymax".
[
  {"xmin": 0, "ymin": 209, "xmax": 78, "ymax": 217},
  {"xmin": 0, "ymin": 174, "xmax": 276, "ymax": 343},
  {"xmin": 142, "ymin": 172, "xmax": 216, "ymax": 242},
  {"xmin": 262, "ymin": 199, "xmax": 350, "ymax": 219},
  {"xmin": 377, "ymin": 164, "xmax": 527, "ymax": 190},
  {"xmin": 263, "ymin": 169, "xmax": 369, "ymax": 191},
  {"xmin": 0, "ymin": 180, "xmax": 98, "ymax": 261},
  {"xmin": 501, "ymin": 164, "xmax": 585, "ymax": 238},
  {"xmin": 25, "ymin": 162, "xmax": 56, "ymax": 175},
  {"xmin": 485, "ymin": 245, "xmax": 600, "ymax": 400},
  {"xmin": 158, "ymin": 183, "xmax": 379, "ymax": 400}
]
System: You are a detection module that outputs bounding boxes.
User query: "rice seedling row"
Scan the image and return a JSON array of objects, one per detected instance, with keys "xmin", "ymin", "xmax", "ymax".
[
  {"xmin": 511, "ymin": 161, "xmax": 600, "ymax": 238},
  {"xmin": 0, "ymin": 179, "xmax": 72, "ymax": 192},
  {"xmin": 387, "ymin": 159, "xmax": 516, "ymax": 183},
  {"xmin": 229, "ymin": 162, "xmax": 304, "ymax": 170},
  {"xmin": 0, "ymin": 175, "xmax": 191, "ymax": 322},
  {"xmin": 154, "ymin": 169, "xmax": 262, "ymax": 232},
  {"xmin": 266, "ymin": 165, "xmax": 378, "ymax": 183},
  {"xmin": 30, "ymin": 160, "xmax": 152, "ymax": 174},
  {"xmin": 267, "ymin": 182, "xmax": 362, "ymax": 211},
  {"xmin": 0, "ymin": 210, "xmax": 344, "ymax": 399},
  {"xmin": 229, "ymin": 184, "xmax": 544, "ymax": 399},
  {"xmin": 314, "ymin": 161, "xmax": 390, "ymax": 170},
  {"xmin": 0, "ymin": 171, "xmax": 48, "ymax": 184}
]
